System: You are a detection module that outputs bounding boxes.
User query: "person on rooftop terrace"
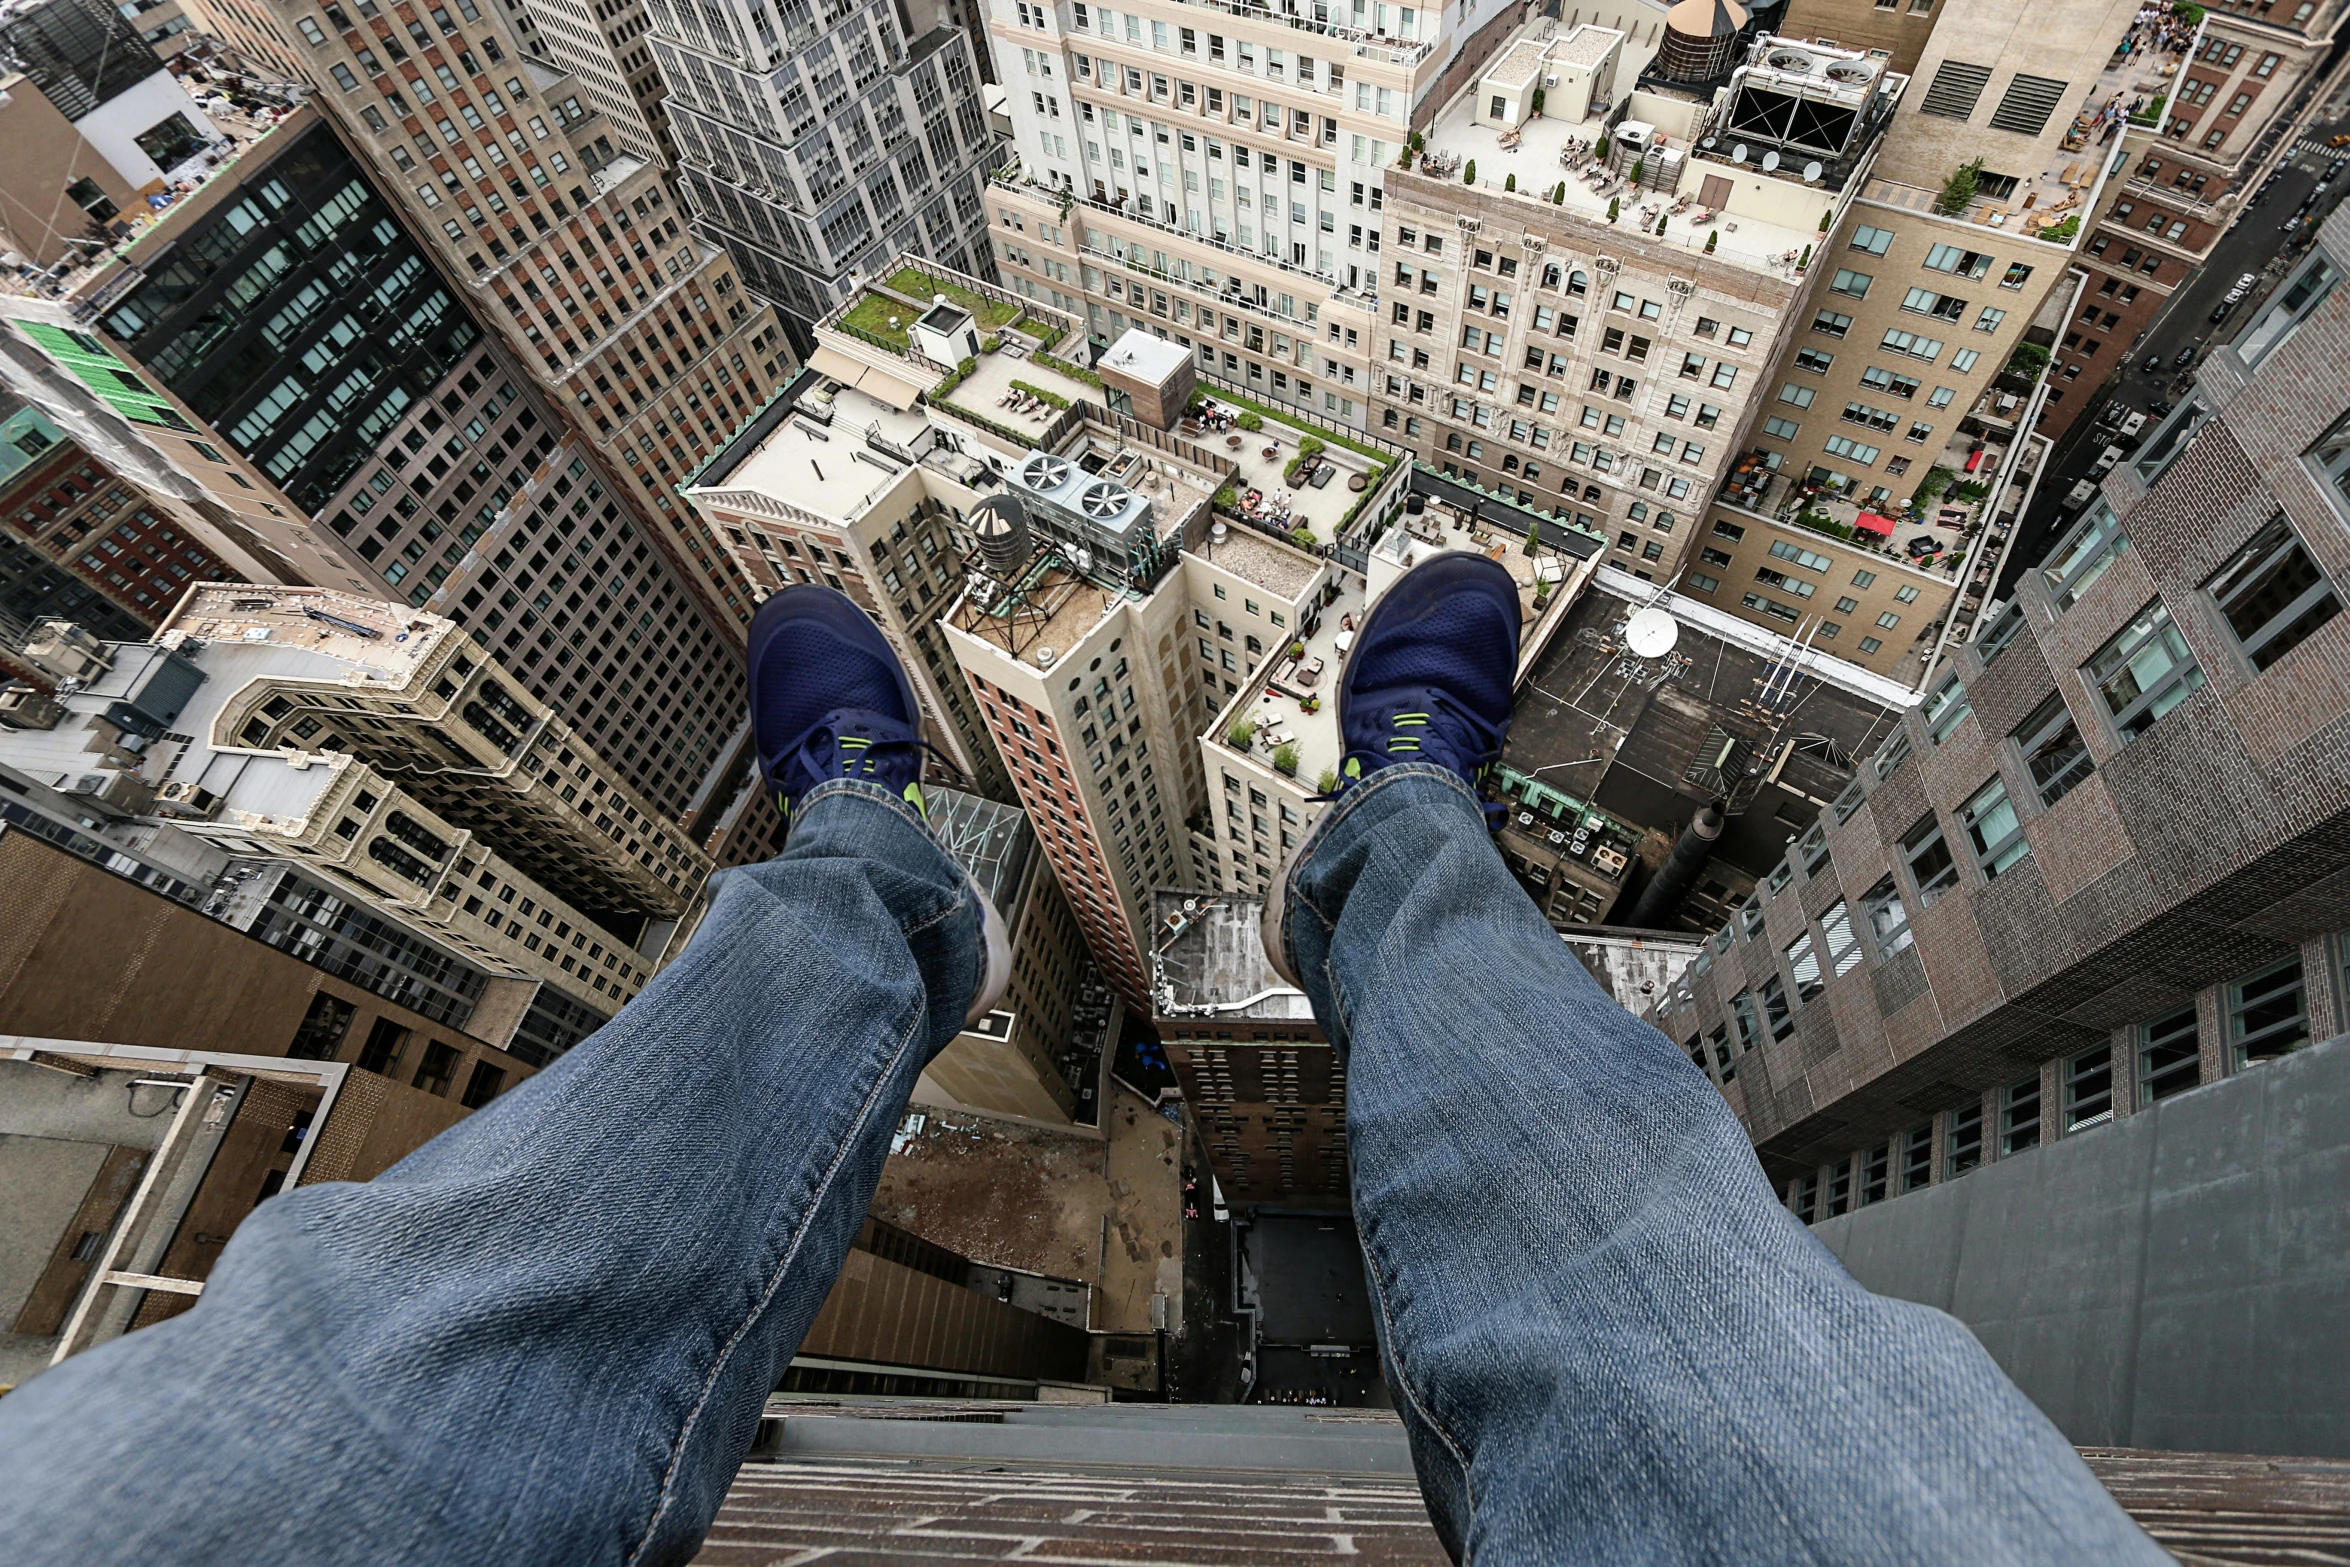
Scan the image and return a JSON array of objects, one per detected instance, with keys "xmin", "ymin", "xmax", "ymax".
[{"xmin": 0, "ymin": 559, "xmax": 2170, "ymax": 1565}]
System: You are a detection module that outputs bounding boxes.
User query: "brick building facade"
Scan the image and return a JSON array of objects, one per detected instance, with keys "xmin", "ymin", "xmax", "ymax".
[{"xmin": 1653, "ymin": 207, "xmax": 2350, "ymax": 1206}]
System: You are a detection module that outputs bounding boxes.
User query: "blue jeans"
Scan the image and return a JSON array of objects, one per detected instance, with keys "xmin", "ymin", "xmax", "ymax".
[{"xmin": 0, "ymin": 772, "xmax": 2163, "ymax": 1565}]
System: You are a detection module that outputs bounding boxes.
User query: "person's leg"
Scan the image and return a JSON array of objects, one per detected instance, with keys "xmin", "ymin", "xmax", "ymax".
[
  {"xmin": 1268, "ymin": 554, "xmax": 2165, "ymax": 1564},
  {"xmin": 0, "ymin": 585, "xmax": 1005, "ymax": 1566},
  {"xmin": 0, "ymin": 780, "xmax": 983, "ymax": 1566}
]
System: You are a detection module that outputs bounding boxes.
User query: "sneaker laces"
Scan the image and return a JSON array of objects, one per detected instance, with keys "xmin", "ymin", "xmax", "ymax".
[
  {"xmin": 771, "ymin": 712, "xmax": 952, "ymax": 818},
  {"xmin": 1312, "ymin": 687, "xmax": 1511, "ymax": 824}
]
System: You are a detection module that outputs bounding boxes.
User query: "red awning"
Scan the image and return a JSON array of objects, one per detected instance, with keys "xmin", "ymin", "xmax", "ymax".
[
  {"xmin": 1854, "ymin": 511, "xmax": 1896, "ymax": 536},
  {"xmin": 1964, "ymin": 447, "xmax": 1987, "ymax": 473}
]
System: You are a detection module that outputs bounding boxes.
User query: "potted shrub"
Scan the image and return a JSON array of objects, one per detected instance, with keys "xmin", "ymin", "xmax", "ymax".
[
  {"xmin": 1273, "ymin": 742, "xmax": 1300, "ymax": 776},
  {"xmin": 1226, "ymin": 719, "xmax": 1258, "ymax": 749},
  {"xmin": 1705, "ymin": 230, "xmax": 1718, "ymax": 254},
  {"xmin": 1237, "ymin": 410, "xmax": 1264, "ymax": 432},
  {"xmin": 1464, "ymin": 159, "xmax": 1477, "ymax": 186},
  {"xmin": 1505, "ymin": 173, "xmax": 1517, "ymax": 192},
  {"xmin": 1289, "ymin": 639, "xmax": 1306, "ymax": 658},
  {"xmin": 1607, "ymin": 197, "xmax": 1620, "ymax": 224},
  {"xmin": 1316, "ymin": 767, "xmax": 1341, "ymax": 794}
]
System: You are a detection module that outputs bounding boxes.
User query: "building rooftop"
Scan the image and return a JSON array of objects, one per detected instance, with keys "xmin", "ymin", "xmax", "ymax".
[
  {"xmin": 699, "ymin": 380, "xmax": 938, "ymax": 526},
  {"xmin": 1149, "ymin": 890, "xmax": 1314, "ymax": 1023},
  {"xmin": 1501, "ymin": 569, "xmax": 1909, "ymax": 910},
  {"xmin": 1412, "ymin": 25, "xmax": 1900, "ymax": 278},
  {"xmin": 14, "ymin": 96, "xmax": 290, "ymax": 304},
  {"xmin": 1861, "ymin": 31, "xmax": 2169, "ymax": 243},
  {"xmin": 928, "ymin": 787, "xmax": 1037, "ymax": 912},
  {"xmin": 1559, "ymin": 926, "xmax": 1705, "ymax": 1018},
  {"xmin": 949, "ymin": 556, "xmax": 1131, "ymax": 666},
  {"xmin": 163, "ymin": 586, "xmax": 453, "ymax": 687},
  {"xmin": 1186, "ymin": 524, "xmax": 1319, "ymax": 600},
  {"xmin": 1210, "ymin": 491, "xmax": 1575, "ymax": 794},
  {"xmin": 1097, "ymin": 330, "xmax": 1192, "ymax": 385}
]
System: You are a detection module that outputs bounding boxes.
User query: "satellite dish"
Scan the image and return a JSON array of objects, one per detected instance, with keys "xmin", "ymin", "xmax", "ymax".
[
  {"xmin": 1803, "ymin": 160, "xmax": 1824, "ymax": 183},
  {"xmin": 1625, "ymin": 606, "xmax": 1680, "ymax": 659},
  {"xmin": 1761, "ymin": 149, "xmax": 1781, "ymax": 172},
  {"xmin": 1731, "ymin": 143, "xmax": 1748, "ymax": 164}
]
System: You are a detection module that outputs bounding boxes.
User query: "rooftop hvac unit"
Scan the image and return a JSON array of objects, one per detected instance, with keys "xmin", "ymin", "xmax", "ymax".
[
  {"xmin": 1078, "ymin": 480, "xmax": 1130, "ymax": 519},
  {"xmin": 1019, "ymin": 453, "xmax": 1075, "ymax": 491}
]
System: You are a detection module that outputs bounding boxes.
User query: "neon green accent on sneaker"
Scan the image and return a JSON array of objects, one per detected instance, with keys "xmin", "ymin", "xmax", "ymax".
[{"xmin": 903, "ymin": 780, "xmax": 926, "ymax": 820}]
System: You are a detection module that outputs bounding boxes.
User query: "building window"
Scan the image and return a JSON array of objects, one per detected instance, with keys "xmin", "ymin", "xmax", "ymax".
[
  {"xmin": 1786, "ymin": 931, "xmax": 1824, "ymax": 1003},
  {"xmin": 2228, "ymin": 959, "xmax": 2309, "ymax": 1069},
  {"xmin": 2000, "ymin": 1074, "xmax": 2041, "ymax": 1155},
  {"xmin": 1899, "ymin": 813, "xmax": 1959, "ymax": 904},
  {"xmin": 1820, "ymin": 898, "xmax": 1862, "ymax": 976},
  {"xmin": 1760, "ymin": 974, "xmax": 1794, "ymax": 1041},
  {"xmin": 1974, "ymin": 601, "xmax": 2026, "ymax": 665},
  {"xmin": 2041, "ymin": 500, "xmax": 2128, "ymax": 610},
  {"xmin": 1730, "ymin": 988, "xmax": 1761, "ymax": 1053},
  {"xmin": 2204, "ymin": 513, "xmax": 2340, "ymax": 672},
  {"xmin": 1859, "ymin": 1143, "xmax": 1890, "ymax": 1206},
  {"xmin": 289, "ymin": 993, "xmax": 357, "ymax": 1060},
  {"xmin": 412, "ymin": 1040, "xmax": 462, "ymax": 1097},
  {"xmin": 1946, "ymin": 1101, "xmax": 1984, "ymax": 1177},
  {"xmin": 2238, "ymin": 254, "xmax": 2335, "ymax": 366},
  {"xmin": 1922, "ymin": 672, "xmax": 1971, "ymax": 742},
  {"xmin": 1959, "ymin": 776, "xmax": 2028, "ymax": 879},
  {"xmin": 461, "ymin": 1061, "xmax": 507, "ymax": 1108},
  {"xmin": 2139, "ymin": 1006, "xmax": 2201, "ymax": 1103},
  {"xmin": 1870, "ymin": 869, "xmax": 1908, "ymax": 958},
  {"xmin": 2012, "ymin": 692, "xmax": 2093, "ymax": 807},
  {"xmin": 2307, "ymin": 409, "xmax": 2350, "ymax": 514},
  {"xmin": 1900, "ymin": 1123, "xmax": 1933, "ymax": 1191},
  {"xmin": 2064, "ymin": 1045, "xmax": 2113, "ymax": 1132},
  {"xmin": 2085, "ymin": 602, "xmax": 2205, "ymax": 742},
  {"xmin": 355, "ymin": 1017, "xmax": 410, "ymax": 1076}
]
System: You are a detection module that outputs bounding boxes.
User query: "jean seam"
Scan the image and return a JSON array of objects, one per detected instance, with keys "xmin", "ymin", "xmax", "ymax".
[
  {"xmin": 1358, "ymin": 1217, "xmax": 1480, "ymax": 1559},
  {"xmin": 621, "ymin": 996, "xmax": 931, "ymax": 1564}
]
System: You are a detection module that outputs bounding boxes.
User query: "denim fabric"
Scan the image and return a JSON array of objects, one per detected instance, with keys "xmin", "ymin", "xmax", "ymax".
[
  {"xmin": 1273, "ymin": 763, "xmax": 2168, "ymax": 1566},
  {"xmin": 0, "ymin": 768, "xmax": 2166, "ymax": 1567},
  {"xmin": 0, "ymin": 781, "xmax": 983, "ymax": 1567}
]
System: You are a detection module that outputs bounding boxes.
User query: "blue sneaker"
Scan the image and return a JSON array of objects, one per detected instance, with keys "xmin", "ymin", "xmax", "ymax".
[
  {"xmin": 1261, "ymin": 552, "xmax": 1520, "ymax": 985},
  {"xmin": 748, "ymin": 584, "xmax": 1008, "ymax": 1025}
]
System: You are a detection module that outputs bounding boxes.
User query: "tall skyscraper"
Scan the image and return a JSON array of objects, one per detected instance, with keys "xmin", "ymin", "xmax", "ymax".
[
  {"xmin": 83, "ymin": 111, "xmax": 754, "ymax": 817},
  {"xmin": 638, "ymin": 0, "xmax": 1003, "ymax": 338},
  {"xmin": 1653, "ymin": 209, "xmax": 2350, "ymax": 1215},
  {"xmin": 194, "ymin": 0, "xmax": 798, "ymax": 638}
]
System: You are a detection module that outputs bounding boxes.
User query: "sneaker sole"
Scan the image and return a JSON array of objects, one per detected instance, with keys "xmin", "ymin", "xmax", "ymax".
[{"xmin": 966, "ymin": 886, "xmax": 1013, "ymax": 1029}]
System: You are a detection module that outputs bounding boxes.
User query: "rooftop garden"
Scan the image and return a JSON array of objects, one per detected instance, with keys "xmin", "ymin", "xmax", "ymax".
[{"xmin": 838, "ymin": 267, "xmax": 1025, "ymax": 352}]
